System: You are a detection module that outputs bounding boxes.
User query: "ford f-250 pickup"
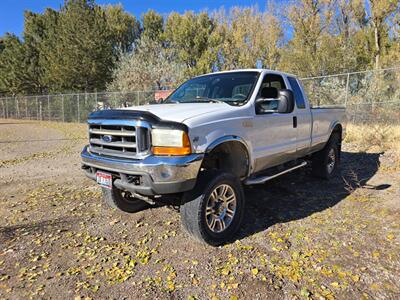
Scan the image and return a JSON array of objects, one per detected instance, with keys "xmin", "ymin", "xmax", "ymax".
[{"xmin": 81, "ymin": 69, "xmax": 346, "ymax": 246}]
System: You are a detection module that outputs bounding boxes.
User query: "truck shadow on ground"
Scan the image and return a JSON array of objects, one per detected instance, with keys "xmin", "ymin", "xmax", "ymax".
[
  {"xmin": 236, "ymin": 151, "xmax": 388, "ymax": 241},
  {"xmin": 0, "ymin": 217, "xmax": 81, "ymax": 244}
]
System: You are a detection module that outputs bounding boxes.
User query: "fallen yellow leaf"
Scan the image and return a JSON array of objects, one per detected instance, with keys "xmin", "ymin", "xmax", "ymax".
[{"xmin": 251, "ymin": 268, "xmax": 259, "ymax": 276}]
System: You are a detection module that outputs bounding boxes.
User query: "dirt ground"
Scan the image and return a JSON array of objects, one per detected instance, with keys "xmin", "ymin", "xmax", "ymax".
[{"xmin": 0, "ymin": 119, "xmax": 399, "ymax": 300}]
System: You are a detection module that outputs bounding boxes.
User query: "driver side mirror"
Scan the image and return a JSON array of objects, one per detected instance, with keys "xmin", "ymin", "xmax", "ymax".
[{"xmin": 255, "ymin": 89, "xmax": 294, "ymax": 114}]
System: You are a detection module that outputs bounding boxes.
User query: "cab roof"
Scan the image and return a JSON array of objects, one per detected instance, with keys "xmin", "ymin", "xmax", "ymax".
[{"xmin": 195, "ymin": 68, "xmax": 297, "ymax": 79}]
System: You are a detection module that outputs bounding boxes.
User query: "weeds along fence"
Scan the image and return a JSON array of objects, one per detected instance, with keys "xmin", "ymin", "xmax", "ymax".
[{"xmin": 0, "ymin": 67, "xmax": 399, "ymax": 125}]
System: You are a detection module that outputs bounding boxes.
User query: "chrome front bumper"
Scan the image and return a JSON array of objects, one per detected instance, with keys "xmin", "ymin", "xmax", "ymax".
[{"xmin": 81, "ymin": 145, "xmax": 204, "ymax": 196}]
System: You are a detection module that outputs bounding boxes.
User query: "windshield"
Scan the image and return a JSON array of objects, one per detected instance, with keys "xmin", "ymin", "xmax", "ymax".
[{"xmin": 165, "ymin": 71, "xmax": 260, "ymax": 105}]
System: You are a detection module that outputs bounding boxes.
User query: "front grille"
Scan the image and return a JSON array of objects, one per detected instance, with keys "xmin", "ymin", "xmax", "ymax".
[{"xmin": 88, "ymin": 123, "xmax": 150, "ymax": 159}]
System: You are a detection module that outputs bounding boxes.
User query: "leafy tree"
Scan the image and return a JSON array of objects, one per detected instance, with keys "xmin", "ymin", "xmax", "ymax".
[
  {"xmin": 279, "ymin": 0, "xmax": 341, "ymax": 77},
  {"xmin": 213, "ymin": 6, "xmax": 283, "ymax": 70},
  {"xmin": 0, "ymin": 39, "xmax": 4, "ymax": 53},
  {"xmin": 165, "ymin": 11, "xmax": 216, "ymax": 76},
  {"xmin": 367, "ymin": 0, "xmax": 399, "ymax": 69},
  {"xmin": 108, "ymin": 36, "xmax": 185, "ymax": 92},
  {"xmin": 142, "ymin": 10, "xmax": 164, "ymax": 42},
  {"xmin": 2, "ymin": 0, "xmax": 400, "ymax": 96},
  {"xmin": 104, "ymin": 4, "xmax": 140, "ymax": 53}
]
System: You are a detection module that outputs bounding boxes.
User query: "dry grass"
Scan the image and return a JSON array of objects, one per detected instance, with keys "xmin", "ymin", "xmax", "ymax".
[
  {"xmin": 345, "ymin": 123, "xmax": 400, "ymax": 171},
  {"xmin": 345, "ymin": 123, "xmax": 400, "ymax": 152},
  {"xmin": 37, "ymin": 121, "xmax": 87, "ymax": 140}
]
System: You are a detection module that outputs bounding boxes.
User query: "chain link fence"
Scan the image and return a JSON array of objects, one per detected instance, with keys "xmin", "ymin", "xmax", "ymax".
[
  {"xmin": 301, "ymin": 67, "xmax": 400, "ymax": 125},
  {"xmin": 0, "ymin": 91, "xmax": 156, "ymax": 123},
  {"xmin": 1, "ymin": 67, "xmax": 399, "ymax": 125}
]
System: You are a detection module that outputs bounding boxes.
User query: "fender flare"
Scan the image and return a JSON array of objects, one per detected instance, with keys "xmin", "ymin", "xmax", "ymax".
[{"xmin": 329, "ymin": 121, "xmax": 343, "ymax": 138}]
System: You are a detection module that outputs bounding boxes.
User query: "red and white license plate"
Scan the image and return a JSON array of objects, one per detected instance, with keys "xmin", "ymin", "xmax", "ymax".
[{"xmin": 96, "ymin": 171, "xmax": 112, "ymax": 189}]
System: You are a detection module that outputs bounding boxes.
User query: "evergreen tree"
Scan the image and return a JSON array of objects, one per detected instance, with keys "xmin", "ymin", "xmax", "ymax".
[
  {"xmin": 0, "ymin": 34, "xmax": 29, "ymax": 95},
  {"xmin": 47, "ymin": 0, "xmax": 113, "ymax": 92}
]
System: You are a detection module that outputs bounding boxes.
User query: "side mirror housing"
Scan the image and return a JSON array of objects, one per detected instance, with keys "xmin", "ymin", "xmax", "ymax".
[
  {"xmin": 276, "ymin": 89, "xmax": 294, "ymax": 113},
  {"xmin": 255, "ymin": 89, "xmax": 294, "ymax": 114}
]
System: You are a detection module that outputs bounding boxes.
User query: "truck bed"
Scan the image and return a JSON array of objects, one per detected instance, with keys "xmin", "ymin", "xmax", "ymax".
[{"xmin": 310, "ymin": 106, "xmax": 346, "ymax": 152}]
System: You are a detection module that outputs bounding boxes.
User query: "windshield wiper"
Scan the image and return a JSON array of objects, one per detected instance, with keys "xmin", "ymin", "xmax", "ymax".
[
  {"xmin": 192, "ymin": 97, "xmax": 225, "ymax": 104},
  {"xmin": 164, "ymin": 97, "xmax": 226, "ymax": 104}
]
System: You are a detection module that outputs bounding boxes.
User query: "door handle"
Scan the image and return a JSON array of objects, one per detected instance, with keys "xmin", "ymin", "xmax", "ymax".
[{"xmin": 293, "ymin": 116, "xmax": 297, "ymax": 128}]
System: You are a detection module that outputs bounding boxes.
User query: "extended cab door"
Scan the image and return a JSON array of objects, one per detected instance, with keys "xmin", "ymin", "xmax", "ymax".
[
  {"xmin": 286, "ymin": 76, "xmax": 312, "ymax": 158},
  {"xmin": 250, "ymin": 73, "xmax": 298, "ymax": 173}
]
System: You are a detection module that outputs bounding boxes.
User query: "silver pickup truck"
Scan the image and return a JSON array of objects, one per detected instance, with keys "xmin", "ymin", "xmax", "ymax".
[{"xmin": 81, "ymin": 69, "xmax": 346, "ymax": 245}]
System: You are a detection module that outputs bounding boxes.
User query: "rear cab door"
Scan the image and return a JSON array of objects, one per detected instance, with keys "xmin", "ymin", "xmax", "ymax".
[{"xmin": 286, "ymin": 76, "xmax": 312, "ymax": 158}]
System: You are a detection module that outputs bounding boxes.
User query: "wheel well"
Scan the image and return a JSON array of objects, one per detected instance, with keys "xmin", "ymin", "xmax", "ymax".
[
  {"xmin": 331, "ymin": 124, "xmax": 343, "ymax": 160},
  {"xmin": 332, "ymin": 124, "xmax": 343, "ymax": 141},
  {"xmin": 202, "ymin": 141, "xmax": 249, "ymax": 178}
]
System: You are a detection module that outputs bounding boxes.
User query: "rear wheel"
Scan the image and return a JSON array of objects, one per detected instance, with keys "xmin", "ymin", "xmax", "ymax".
[
  {"xmin": 312, "ymin": 133, "xmax": 341, "ymax": 179},
  {"xmin": 102, "ymin": 187, "xmax": 150, "ymax": 213},
  {"xmin": 180, "ymin": 170, "xmax": 245, "ymax": 246}
]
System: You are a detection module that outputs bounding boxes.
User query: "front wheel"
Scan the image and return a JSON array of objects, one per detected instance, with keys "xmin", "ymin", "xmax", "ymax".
[
  {"xmin": 102, "ymin": 187, "xmax": 150, "ymax": 213},
  {"xmin": 180, "ymin": 170, "xmax": 245, "ymax": 246}
]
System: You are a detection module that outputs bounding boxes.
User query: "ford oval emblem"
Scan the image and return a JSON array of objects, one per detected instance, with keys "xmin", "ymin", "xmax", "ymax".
[{"xmin": 102, "ymin": 135, "xmax": 113, "ymax": 143}]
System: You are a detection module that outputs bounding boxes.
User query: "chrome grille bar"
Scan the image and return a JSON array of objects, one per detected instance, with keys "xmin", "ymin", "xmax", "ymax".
[
  {"xmin": 87, "ymin": 119, "xmax": 150, "ymax": 159},
  {"xmin": 89, "ymin": 128, "xmax": 136, "ymax": 136},
  {"xmin": 89, "ymin": 138, "xmax": 136, "ymax": 148}
]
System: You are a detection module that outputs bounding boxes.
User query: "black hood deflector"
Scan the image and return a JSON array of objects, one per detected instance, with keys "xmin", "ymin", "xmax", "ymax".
[{"xmin": 88, "ymin": 109, "xmax": 188, "ymax": 132}]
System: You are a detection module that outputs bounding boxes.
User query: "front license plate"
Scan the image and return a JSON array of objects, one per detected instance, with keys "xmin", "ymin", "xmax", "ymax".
[{"xmin": 96, "ymin": 171, "xmax": 112, "ymax": 189}]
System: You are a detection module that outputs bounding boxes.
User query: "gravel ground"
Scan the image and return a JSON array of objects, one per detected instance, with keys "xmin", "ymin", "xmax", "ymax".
[{"xmin": 0, "ymin": 119, "xmax": 399, "ymax": 300}]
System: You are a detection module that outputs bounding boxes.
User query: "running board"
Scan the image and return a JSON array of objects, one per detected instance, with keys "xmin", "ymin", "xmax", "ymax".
[{"xmin": 244, "ymin": 161, "xmax": 308, "ymax": 185}]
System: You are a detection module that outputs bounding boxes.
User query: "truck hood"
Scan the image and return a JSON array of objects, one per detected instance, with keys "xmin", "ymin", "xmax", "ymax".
[{"xmin": 121, "ymin": 103, "xmax": 231, "ymax": 123}]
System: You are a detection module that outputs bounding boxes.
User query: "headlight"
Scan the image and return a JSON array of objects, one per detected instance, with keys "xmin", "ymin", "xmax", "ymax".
[{"xmin": 151, "ymin": 129, "xmax": 191, "ymax": 156}]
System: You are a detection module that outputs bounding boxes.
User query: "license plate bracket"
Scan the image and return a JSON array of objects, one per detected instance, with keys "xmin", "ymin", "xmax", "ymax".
[{"xmin": 96, "ymin": 171, "xmax": 112, "ymax": 189}]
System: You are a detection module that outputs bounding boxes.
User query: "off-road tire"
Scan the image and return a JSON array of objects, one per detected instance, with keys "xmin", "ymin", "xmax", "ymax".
[
  {"xmin": 312, "ymin": 133, "xmax": 341, "ymax": 179},
  {"xmin": 102, "ymin": 187, "xmax": 150, "ymax": 213},
  {"xmin": 180, "ymin": 170, "xmax": 245, "ymax": 246}
]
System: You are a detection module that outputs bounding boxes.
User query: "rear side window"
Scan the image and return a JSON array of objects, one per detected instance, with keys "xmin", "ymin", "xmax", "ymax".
[{"xmin": 288, "ymin": 76, "xmax": 306, "ymax": 109}]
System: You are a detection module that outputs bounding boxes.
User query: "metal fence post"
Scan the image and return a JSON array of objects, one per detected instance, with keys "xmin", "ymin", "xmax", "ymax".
[
  {"xmin": 5, "ymin": 97, "xmax": 8, "ymax": 119},
  {"xmin": 47, "ymin": 94, "xmax": 50, "ymax": 121},
  {"xmin": 344, "ymin": 73, "xmax": 350, "ymax": 107},
  {"xmin": 16, "ymin": 97, "xmax": 20, "ymax": 118},
  {"xmin": 1, "ymin": 99, "xmax": 4, "ymax": 119},
  {"xmin": 0, "ymin": 99, "xmax": 3, "ymax": 119},
  {"xmin": 61, "ymin": 94, "xmax": 65, "ymax": 122},
  {"xmin": 77, "ymin": 94, "xmax": 80, "ymax": 123},
  {"xmin": 137, "ymin": 91, "xmax": 140, "ymax": 106},
  {"xmin": 25, "ymin": 97, "xmax": 28, "ymax": 119},
  {"xmin": 95, "ymin": 92, "xmax": 98, "ymax": 110},
  {"xmin": 36, "ymin": 96, "xmax": 39, "ymax": 120},
  {"xmin": 39, "ymin": 100, "xmax": 42, "ymax": 121}
]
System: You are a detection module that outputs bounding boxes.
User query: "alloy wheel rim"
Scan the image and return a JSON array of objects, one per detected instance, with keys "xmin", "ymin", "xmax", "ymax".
[
  {"xmin": 205, "ymin": 184, "xmax": 237, "ymax": 233},
  {"xmin": 327, "ymin": 148, "xmax": 336, "ymax": 174}
]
